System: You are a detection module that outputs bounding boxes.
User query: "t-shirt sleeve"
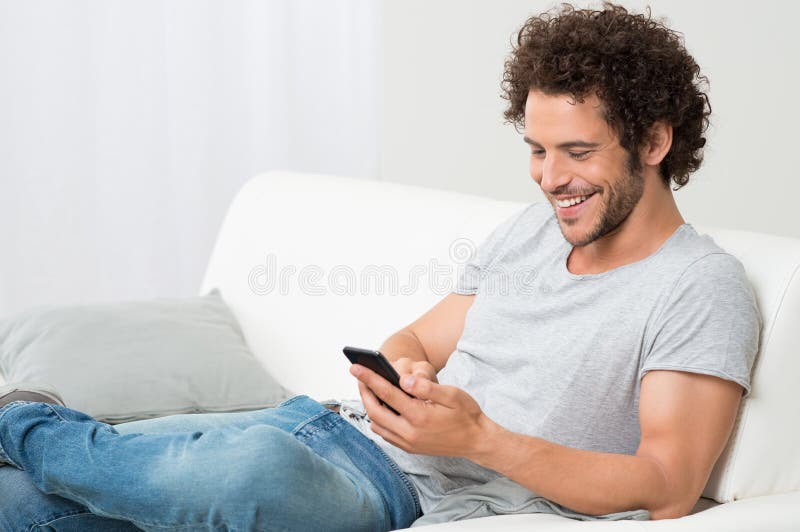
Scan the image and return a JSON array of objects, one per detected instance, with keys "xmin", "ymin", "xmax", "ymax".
[
  {"xmin": 639, "ymin": 253, "xmax": 762, "ymax": 396},
  {"xmin": 641, "ymin": 253, "xmax": 761, "ymax": 397},
  {"xmin": 452, "ymin": 204, "xmax": 534, "ymax": 296}
]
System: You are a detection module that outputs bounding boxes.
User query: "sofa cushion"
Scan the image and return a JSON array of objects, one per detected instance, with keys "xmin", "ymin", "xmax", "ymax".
[{"xmin": 0, "ymin": 289, "xmax": 291, "ymax": 423}]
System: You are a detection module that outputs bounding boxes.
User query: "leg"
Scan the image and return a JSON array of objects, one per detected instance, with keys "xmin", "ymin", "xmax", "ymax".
[
  {"xmin": 0, "ymin": 408, "xmax": 286, "ymax": 532},
  {"xmin": 0, "ymin": 406, "xmax": 303, "ymax": 532},
  {"xmin": 0, "ymin": 396, "xmax": 419, "ymax": 531}
]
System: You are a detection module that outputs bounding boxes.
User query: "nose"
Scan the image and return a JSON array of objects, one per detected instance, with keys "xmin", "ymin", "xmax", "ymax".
[{"xmin": 537, "ymin": 153, "xmax": 571, "ymax": 194}]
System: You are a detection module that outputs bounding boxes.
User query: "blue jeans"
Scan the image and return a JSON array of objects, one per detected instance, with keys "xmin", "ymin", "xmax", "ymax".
[{"xmin": 0, "ymin": 395, "xmax": 421, "ymax": 531}]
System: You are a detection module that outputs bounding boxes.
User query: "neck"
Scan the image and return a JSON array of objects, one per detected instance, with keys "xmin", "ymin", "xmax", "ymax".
[{"xmin": 567, "ymin": 177, "xmax": 685, "ymax": 275}]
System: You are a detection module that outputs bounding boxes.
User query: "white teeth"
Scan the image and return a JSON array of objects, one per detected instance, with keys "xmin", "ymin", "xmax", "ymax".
[{"xmin": 555, "ymin": 194, "xmax": 591, "ymax": 208}]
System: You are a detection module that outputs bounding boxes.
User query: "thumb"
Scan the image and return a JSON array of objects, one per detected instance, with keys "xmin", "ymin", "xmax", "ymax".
[{"xmin": 401, "ymin": 375, "xmax": 458, "ymax": 407}]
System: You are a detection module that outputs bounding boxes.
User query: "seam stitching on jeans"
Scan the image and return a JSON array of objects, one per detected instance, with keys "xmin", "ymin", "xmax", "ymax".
[
  {"xmin": 31, "ymin": 509, "xmax": 96, "ymax": 531},
  {"xmin": 368, "ymin": 441, "xmax": 422, "ymax": 517},
  {"xmin": 291, "ymin": 409, "xmax": 339, "ymax": 438},
  {"xmin": 42, "ymin": 403, "xmax": 68, "ymax": 423}
]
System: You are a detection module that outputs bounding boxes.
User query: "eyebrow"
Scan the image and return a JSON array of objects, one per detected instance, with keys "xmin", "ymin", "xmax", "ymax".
[{"xmin": 523, "ymin": 136, "xmax": 601, "ymax": 150}]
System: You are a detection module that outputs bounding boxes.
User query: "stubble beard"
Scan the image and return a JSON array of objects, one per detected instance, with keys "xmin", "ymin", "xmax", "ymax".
[{"xmin": 558, "ymin": 157, "xmax": 645, "ymax": 247}]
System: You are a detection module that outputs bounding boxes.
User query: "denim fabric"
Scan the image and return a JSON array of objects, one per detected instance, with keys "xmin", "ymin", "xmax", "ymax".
[{"xmin": 0, "ymin": 395, "xmax": 420, "ymax": 531}]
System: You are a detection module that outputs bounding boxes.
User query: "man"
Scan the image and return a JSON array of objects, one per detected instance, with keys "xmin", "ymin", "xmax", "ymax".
[{"xmin": 0, "ymin": 3, "xmax": 759, "ymax": 531}]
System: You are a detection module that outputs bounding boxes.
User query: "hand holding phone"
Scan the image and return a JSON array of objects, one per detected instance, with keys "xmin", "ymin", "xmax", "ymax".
[{"xmin": 343, "ymin": 346, "xmax": 411, "ymax": 414}]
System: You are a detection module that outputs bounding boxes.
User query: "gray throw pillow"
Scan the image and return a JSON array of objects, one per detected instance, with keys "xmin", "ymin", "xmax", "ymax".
[{"xmin": 0, "ymin": 289, "xmax": 292, "ymax": 423}]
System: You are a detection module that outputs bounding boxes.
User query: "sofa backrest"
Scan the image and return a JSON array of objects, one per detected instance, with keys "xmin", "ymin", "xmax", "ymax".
[
  {"xmin": 201, "ymin": 171, "xmax": 800, "ymax": 504},
  {"xmin": 690, "ymin": 227, "xmax": 800, "ymax": 502}
]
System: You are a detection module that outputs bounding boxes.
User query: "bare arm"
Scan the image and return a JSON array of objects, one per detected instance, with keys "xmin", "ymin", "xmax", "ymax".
[
  {"xmin": 353, "ymin": 367, "xmax": 743, "ymax": 520},
  {"xmin": 355, "ymin": 293, "xmax": 474, "ymax": 407},
  {"xmin": 378, "ymin": 293, "xmax": 475, "ymax": 371},
  {"xmin": 467, "ymin": 370, "xmax": 743, "ymax": 519}
]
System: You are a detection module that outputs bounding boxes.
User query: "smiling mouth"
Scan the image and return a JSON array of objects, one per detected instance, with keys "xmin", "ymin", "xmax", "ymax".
[
  {"xmin": 555, "ymin": 194, "xmax": 592, "ymax": 208},
  {"xmin": 554, "ymin": 191, "xmax": 597, "ymax": 209}
]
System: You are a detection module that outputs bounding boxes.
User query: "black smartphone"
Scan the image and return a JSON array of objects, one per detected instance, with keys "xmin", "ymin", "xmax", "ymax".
[{"xmin": 343, "ymin": 346, "xmax": 407, "ymax": 414}]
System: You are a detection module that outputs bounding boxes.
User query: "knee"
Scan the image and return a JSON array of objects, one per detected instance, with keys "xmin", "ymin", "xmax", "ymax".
[
  {"xmin": 198, "ymin": 428, "xmax": 323, "ymax": 529},
  {"xmin": 213, "ymin": 429, "xmax": 342, "ymax": 529},
  {"xmin": 221, "ymin": 427, "xmax": 319, "ymax": 498},
  {"xmin": 145, "ymin": 426, "xmax": 317, "ymax": 509}
]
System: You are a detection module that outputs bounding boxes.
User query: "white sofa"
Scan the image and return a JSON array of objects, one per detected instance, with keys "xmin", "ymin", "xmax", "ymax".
[{"xmin": 200, "ymin": 170, "xmax": 800, "ymax": 531}]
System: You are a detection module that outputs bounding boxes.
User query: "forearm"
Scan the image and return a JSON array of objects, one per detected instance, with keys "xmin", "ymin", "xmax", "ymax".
[
  {"xmin": 469, "ymin": 421, "xmax": 679, "ymax": 519},
  {"xmin": 378, "ymin": 329, "xmax": 430, "ymax": 364}
]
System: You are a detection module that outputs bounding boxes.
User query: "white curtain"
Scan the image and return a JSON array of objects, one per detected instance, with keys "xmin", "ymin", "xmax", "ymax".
[{"xmin": 0, "ymin": 0, "xmax": 381, "ymax": 316}]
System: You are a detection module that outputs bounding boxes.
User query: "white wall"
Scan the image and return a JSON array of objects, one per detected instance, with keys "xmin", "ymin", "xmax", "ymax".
[
  {"xmin": 380, "ymin": 0, "xmax": 800, "ymax": 239},
  {"xmin": 2, "ymin": 1, "xmax": 798, "ymax": 317},
  {"xmin": 0, "ymin": 0, "xmax": 380, "ymax": 317}
]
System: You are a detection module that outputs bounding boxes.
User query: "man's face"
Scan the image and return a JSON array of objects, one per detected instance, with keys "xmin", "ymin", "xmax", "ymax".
[{"xmin": 524, "ymin": 90, "xmax": 644, "ymax": 247}]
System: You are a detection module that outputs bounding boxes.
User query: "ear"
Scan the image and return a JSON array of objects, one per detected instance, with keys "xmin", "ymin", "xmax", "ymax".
[{"xmin": 641, "ymin": 121, "xmax": 673, "ymax": 167}]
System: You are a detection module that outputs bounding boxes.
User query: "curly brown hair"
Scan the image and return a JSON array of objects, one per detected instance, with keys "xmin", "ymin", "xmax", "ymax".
[{"xmin": 502, "ymin": 2, "xmax": 710, "ymax": 189}]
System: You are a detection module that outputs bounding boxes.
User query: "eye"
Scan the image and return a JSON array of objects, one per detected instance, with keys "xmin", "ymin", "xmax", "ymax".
[
  {"xmin": 530, "ymin": 149, "xmax": 545, "ymax": 158},
  {"xmin": 569, "ymin": 151, "xmax": 591, "ymax": 160}
]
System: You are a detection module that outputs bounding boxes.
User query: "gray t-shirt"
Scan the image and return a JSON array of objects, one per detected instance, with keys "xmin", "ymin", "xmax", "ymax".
[{"xmin": 341, "ymin": 202, "xmax": 761, "ymax": 515}]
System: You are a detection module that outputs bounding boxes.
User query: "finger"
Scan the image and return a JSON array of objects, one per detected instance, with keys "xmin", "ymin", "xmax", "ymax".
[
  {"xmin": 357, "ymin": 378, "xmax": 401, "ymax": 422},
  {"xmin": 412, "ymin": 368, "xmax": 438, "ymax": 383},
  {"xmin": 358, "ymin": 380, "xmax": 417, "ymax": 440},
  {"xmin": 351, "ymin": 364, "xmax": 416, "ymax": 415},
  {"xmin": 369, "ymin": 421, "xmax": 412, "ymax": 452},
  {"xmin": 392, "ymin": 357, "xmax": 414, "ymax": 374},
  {"xmin": 400, "ymin": 375, "xmax": 460, "ymax": 408},
  {"xmin": 357, "ymin": 381, "xmax": 380, "ymax": 407}
]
